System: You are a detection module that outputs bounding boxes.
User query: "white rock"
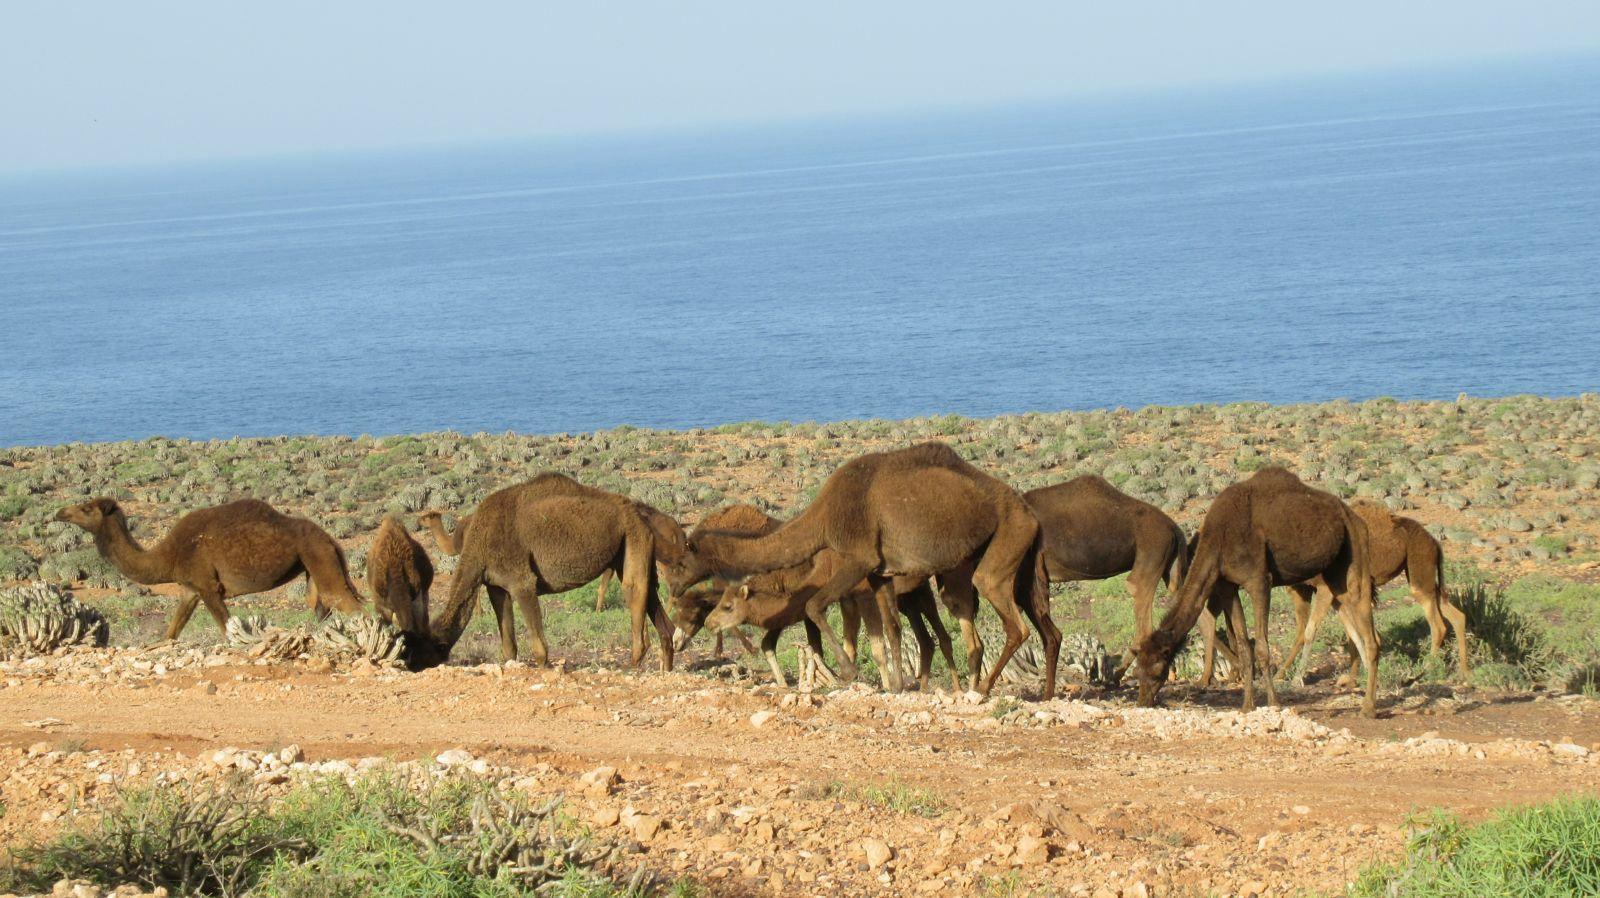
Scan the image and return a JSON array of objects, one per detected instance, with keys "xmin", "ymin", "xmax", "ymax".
[
  {"xmin": 749, "ymin": 710, "xmax": 778, "ymax": 728},
  {"xmin": 435, "ymin": 748, "xmax": 475, "ymax": 767}
]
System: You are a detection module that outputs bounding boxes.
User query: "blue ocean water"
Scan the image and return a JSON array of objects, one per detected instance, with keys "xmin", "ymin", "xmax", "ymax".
[{"xmin": 3, "ymin": 58, "xmax": 1598, "ymax": 447}]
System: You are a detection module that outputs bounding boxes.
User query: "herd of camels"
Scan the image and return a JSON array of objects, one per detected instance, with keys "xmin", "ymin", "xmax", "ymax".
[{"xmin": 52, "ymin": 441, "xmax": 1472, "ymax": 718}]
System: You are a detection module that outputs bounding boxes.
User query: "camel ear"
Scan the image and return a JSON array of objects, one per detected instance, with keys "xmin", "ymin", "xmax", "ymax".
[
  {"xmin": 738, "ymin": 584, "xmax": 750, "ymax": 600},
  {"xmin": 94, "ymin": 498, "xmax": 120, "ymax": 515}
]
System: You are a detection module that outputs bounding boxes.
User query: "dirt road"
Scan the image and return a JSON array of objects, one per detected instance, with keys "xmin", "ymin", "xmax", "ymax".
[{"xmin": 2, "ymin": 649, "xmax": 1597, "ymax": 897}]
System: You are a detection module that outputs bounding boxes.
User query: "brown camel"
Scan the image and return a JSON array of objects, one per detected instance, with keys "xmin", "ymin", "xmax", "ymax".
[
  {"xmin": 420, "ymin": 506, "xmax": 675, "ymax": 614},
  {"xmin": 667, "ymin": 503, "xmax": 785, "ymax": 657},
  {"xmin": 418, "ymin": 509, "xmax": 469, "ymax": 555},
  {"xmin": 706, "ymin": 551, "xmax": 960, "ymax": 691},
  {"xmin": 54, "ymin": 498, "xmax": 364, "ymax": 641},
  {"xmin": 1024, "ymin": 475, "xmax": 1188, "ymax": 652},
  {"xmin": 424, "ymin": 473, "xmax": 686, "ymax": 670},
  {"xmin": 367, "ymin": 515, "xmax": 433, "ymax": 638},
  {"xmin": 1280, "ymin": 500, "xmax": 1469, "ymax": 680},
  {"xmin": 1129, "ymin": 467, "xmax": 1380, "ymax": 717},
  {"xmin": 665, "ymin": 442, "xmax": 1058, "ymax": 698}
]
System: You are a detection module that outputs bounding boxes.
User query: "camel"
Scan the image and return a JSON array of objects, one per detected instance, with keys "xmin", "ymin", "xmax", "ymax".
[
  {"xmin": 418, "ymin": 510, "xmax": 469, "ymax": 556},
  {"xmin": 665, "ymin": 442, "xmax": 1058, "ymax": 698},
  {"xmin": 1129, "ymin": 467, "xmax": 1381, "ymax": 717},
  {"xmin": 424, "ymin": 509, "xmax": 616, "ymax": 612},
  {"xmin": 367, "ymin": 515, "xmax": 433, "ymax": 639},
  {"xmin": 423, "ymin": 473, "xmax": 686, "ymax": 671},
  {"xmin": 53, "ymin": 498, "xmax": 365, "ymax": 641},
  {"xmin": 667, "ymin": 503, "xmax": 785, "ymax": 658},
  {"xmin": 706, "ymin": 553, "xmax": 961, "ymax": 691},
  {"xmin": 1279, "ymin": 500, "xmax": 1469, "ymax": 681},
  {"xmin": 1024, "ymin": 475, "xmax": 1188, "ymax": 653}
]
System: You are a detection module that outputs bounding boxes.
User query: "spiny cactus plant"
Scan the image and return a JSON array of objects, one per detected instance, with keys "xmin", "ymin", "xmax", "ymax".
[{"xmin": 0, "ymin": 581, "xmax": 110, "ymax": 657}]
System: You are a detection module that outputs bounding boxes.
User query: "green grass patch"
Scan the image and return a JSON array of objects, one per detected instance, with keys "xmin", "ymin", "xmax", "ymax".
[
  {"xmin": 1345, "ymin": 797, "xmax": 1600, "ymax": 897},
  {"xmin": 825, "ymin": 777, "xmax": 948, "ymax": 818},
  {"xmin": 0, "ymin": 772, "xmax": 674, "ymax": 898}
]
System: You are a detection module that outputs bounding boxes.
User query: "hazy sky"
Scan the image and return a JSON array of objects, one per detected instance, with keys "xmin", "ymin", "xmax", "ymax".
[{"xmin": 4, "ymin": 1, "xmax": 1598, "ymax": 171}]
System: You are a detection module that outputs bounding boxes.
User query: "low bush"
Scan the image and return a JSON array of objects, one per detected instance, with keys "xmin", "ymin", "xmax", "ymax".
[{"xmin": 1346, "ymin": 797, "xmax": 1600, "ymax": 897}]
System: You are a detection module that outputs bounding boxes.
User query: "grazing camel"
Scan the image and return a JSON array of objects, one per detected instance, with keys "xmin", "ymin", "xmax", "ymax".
[
  {"xmin": 1129, "ymin": 467, "xmax": 1380, "ymax": 717},
  {"xmin": 367, "ymin": 515, "xmax": 433, "ymax": 639},
  {"xmin": 419, "ymin": 505, "xmax": 668, "ymax": 614},
  {"xmin": 1024, "ymin": 475, "xmax": 1188, "ymax": 651},
  {"xmin": 423, "ymin": 473, "xmax": 686, "ymax": 671},
  {"xmin": 709, "ymin": 558, "xmax": 961, "ymax": 691},
  {"xmin": 666, "ymin": 442, "xmax": 1058, "ymax": 698},
  {"xmin": 54, "ymin": 498, "xmax": 364, "ymax": 641},
  {"xmin": 1280, "ymin": 500, "xmax": 1470, "ymax": 680},
  {"xmin": 667, "ymin": 504, "xmax": 786, "ymax": 657}
]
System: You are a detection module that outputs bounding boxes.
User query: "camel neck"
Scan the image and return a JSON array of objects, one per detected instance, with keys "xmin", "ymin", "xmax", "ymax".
[
  {"xmin": 425, "ymin": 518, "xmax": 459, "ymax": 554},
  {"xmin": 95, "ymin": 515, "xmax": 169, "ymax": 585}
]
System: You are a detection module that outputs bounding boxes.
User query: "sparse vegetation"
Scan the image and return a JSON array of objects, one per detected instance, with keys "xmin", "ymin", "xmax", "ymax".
[
  {"xmin": 1344, "ymin": 797, "xmax": 1600, "ymax": 897},
  {"xmin": 0, "ymin": 772, "xmax": 669, "ymax": 898}
]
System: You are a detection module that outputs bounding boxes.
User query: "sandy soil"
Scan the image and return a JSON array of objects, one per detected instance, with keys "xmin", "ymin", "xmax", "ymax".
[{"xmin": 2, "ymin": 645, "xmax": 1597, "ymax": 898}]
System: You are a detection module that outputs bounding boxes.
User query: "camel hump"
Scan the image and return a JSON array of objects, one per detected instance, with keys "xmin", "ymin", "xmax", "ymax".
[{"xmin": 693, "ymin": 503, "xmax": 781, "ymax": 538}]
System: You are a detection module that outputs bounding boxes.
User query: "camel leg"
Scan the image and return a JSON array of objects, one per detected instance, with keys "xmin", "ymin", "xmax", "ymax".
[
  {"xmin": 1224, "ymin": 589, "xmax": 1256, "ymax": 712},
  {"xmin": 840, "ymin": 596, "xmax": 863, "ymax": 665},
  {"xmin": 1439, "ymin": 590, "xmax": 1471, "ymax": 680},
  {"xmin": 620, "ymin": 535, "xmax": 662, "ymax": 670},
  {"xmin": 903, "ymin": 600, "xmax": 936, "ymax": 690},
  {"xmin": 1281, "ymin": 583, "xmax": 1331, "ymax": 682},
  {"xmin": 594, "ymin": 568, "xmax": 614, "ymax": 612},
  {"xmin": 1199, "ymin": 606, "xmax": 1218, "ymax": 689},
  {"xmin": 855, "ymin": 596, "xmax": 899, "ymax": 691},
  {"xmin": 971, "ymin": 509, "xmax": 1046, "ymax": 698},
  {"xmin": 939, "ymin": 569, "xmax": 983, "ymax": 692},
  {"xmin": 1019, "ymin": 546, "xmax": 1060, "ymax": 700},
  {"xmin": 164, "ymin": 590, "xmax": 205, "ymax": 642},
  {"xmin": 485, "ymin": 585, "xmax": 518, "ymax": 661},
  {"xmin": 759, "ymin": 628, "xmax": 788, "ymax": 687},
  {"xmin": 870, "ymin": 576, "xmax": 906, "ymax": 692},
  {"xmin": 647, "ymin": 585, "xmax": 676, "ymax": 672},
  {"xmin": 510, "ymin": 583, "xmax": 549, "ymax": 667},
  {"xmin": 1126, "ymin": 558, "xmax": 1163, "ymax": 646},
  {"xmin": 1335, "ymin": 600, "xmax": 1381, "ymax": 718},
  {"xmin": 1415, "ymin": 577, "xmax": 1470, "ymax": 679},
  {"xmin": 300, "ymin": 534, "xmax": 365, "ymax": 613},
  {"xmin": 912, "ymin": 583, "xmax": 961, "ymax": 692},
  {"xmin": 800, "ymin": 558, "xmax": 877, "ymax": 685},
  {"xmin": 1243, "ymin": 575, "xmax": 1278, "ymax": 707}
]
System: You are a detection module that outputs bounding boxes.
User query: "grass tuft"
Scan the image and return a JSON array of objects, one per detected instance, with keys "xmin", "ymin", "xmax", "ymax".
[{"xmin": 1346, "ymin": 797, "xmax": 1600, "ymax": 897}]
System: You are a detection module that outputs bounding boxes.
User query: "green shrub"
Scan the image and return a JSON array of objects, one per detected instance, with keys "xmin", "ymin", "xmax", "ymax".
[
  {"xmin": 3, "ymin": 773, "xmax": 667, "ymax": 898},
  {"xmin": 1346, "ymin": 798, "xmax": 1600, "ymax": 897}
]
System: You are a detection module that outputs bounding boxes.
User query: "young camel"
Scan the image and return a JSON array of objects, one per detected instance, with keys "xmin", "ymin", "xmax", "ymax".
[
  {"xmin": 1024, "ymin": 475, "xmax": 1188, "ymax": 654},
  {"xmin": 709, "ymin": 557, "xmax": 961, "ymax": 691},
  {"xmin": 367, "ymin": 515, "xmax": 433, "ymax": 640},
  {"xmin": 1279, "ymin": 500, "xmax": 1470, "ymax": 681},
  {"xmin": 422, "ymin": 473, "xmax": 686, "ymax": 671},
  {"xmin": 1129, "ymin": 467, "xmax": 1381, "ymax": 717},
  {"xmin": 666, "ymin": 504, "xmax": 785, "ymax": 658},
  {"xmin": 54, "ymin": 498, "xmax": 364, "ymax": 641},
  {"xmin": 665, "ymin": 442, "xmax": 1058, "ymax": 698},
  {"xmin": 424, "ymin": 509, "xmax": 618, "ymax": 612}
]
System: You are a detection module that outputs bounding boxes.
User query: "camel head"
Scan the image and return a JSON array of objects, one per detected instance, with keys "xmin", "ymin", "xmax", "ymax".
[
  {"xmin": 662, "ymin": 542, "xmax": 717, "ymax": 605},
  {"xmin": 54, "ymin": 497, "xmax": 123, "ymax": 533},
  {"xmin": 1131, "ymin": 629, "xmax": 1182, "ymax": 707},
  {"xmin": 669, "ymin": 582, "xmax": 720, "ymax": 652},
  {"xmin": 703, "ymin": 583, "xmax": 754, "ymax": 633},
  {"xmin": 404, "ymin": 633, "xmax": 449, "ymax": 671}
]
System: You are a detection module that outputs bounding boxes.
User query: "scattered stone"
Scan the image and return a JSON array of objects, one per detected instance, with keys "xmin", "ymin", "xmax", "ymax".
[
  {"xmin": 862, "ymin": 838, "xmax": 893, "ymax": 869},
  {"xmin": 749, "ymin": 710, "xmax": 778, "ymax": 728}
]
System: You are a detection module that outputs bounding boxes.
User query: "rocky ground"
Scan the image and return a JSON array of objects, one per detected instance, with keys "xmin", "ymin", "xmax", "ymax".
[{"xmin": 2, "ymin": 644, "xmax": 1597, "ymax": 897}]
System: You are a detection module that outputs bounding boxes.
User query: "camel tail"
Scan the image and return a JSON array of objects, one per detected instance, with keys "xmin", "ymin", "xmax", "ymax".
[
  {"xmin": 1344, "ymin": 505, "xmax": 1375, "ymax": 616},
  {"xmin": 1165, "ymin": 525, "xmax": 1190, "ymax": 594}
]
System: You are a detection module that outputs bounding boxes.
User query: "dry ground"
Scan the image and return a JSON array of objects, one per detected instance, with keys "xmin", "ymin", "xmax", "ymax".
[{"xmin": 1, "ymin": 641, "xmax": 1597, "ymax": 898}]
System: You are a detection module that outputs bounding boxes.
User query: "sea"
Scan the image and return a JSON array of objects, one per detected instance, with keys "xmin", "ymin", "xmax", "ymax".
[{"xmin": 3, "ymin": 56, "xmax": 1597, "ymax": 447}]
